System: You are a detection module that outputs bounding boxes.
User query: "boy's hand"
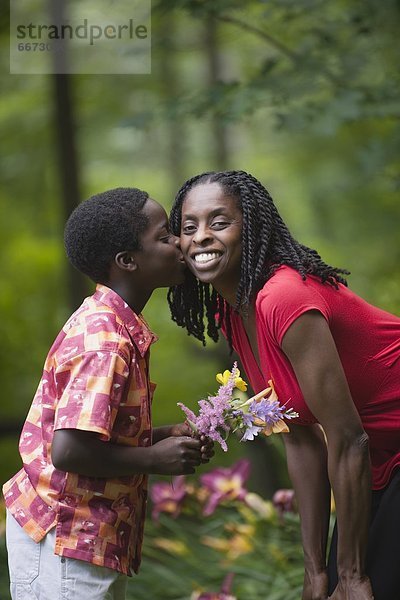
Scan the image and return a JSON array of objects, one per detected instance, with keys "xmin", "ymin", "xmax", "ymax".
[
  {"xmin": 198, "ymin": 434, "xmax": 214, "ymax": 463},
  {"xmin": 169, "ymin": 422, "xmax": 214, "ymax": 463},
  {"xmin": 150, "ymin": 436, "xmax": 203, "ymax": 475},
  {"xmin": 169, "ymin": 422, "xmax": 193, "ymax": 437}
]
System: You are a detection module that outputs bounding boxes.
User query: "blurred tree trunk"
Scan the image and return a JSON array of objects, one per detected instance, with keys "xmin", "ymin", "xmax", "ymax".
[
  {"xmin": 205, "ymin": 16, "xmax": 229, "ymax": 171},
  {"xmin": 158, "ymin": 11, "xmax": 186, "ymax": 196},
  {"xmin": 51, "ymin": 0, "xmax": 88, "ymax": 310}
]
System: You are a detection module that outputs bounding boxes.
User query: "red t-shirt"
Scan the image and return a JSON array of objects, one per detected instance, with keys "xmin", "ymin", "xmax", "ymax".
[{"xmin": 228, "ymin": 266, "xmax": 400, "ymax": 489}]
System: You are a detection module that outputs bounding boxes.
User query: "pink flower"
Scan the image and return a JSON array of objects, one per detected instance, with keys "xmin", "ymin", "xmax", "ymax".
[
  {"xmin": 150, "ymin": 476, "xmax": 187, "ymax": 521},
  {"xmin": 200, "ymin": 459, "xmax": 251, "ymax": 516},
  {"xmin": 178, "ymin": 363, "xmax": 238, "ymax": 451},
  {"xmin": 272, "ymin": 489, "xmax": 296, "ymax": 516},
  {"xmin": 192, "ymin": 573, "xmax": 236, "ymax": 600}
]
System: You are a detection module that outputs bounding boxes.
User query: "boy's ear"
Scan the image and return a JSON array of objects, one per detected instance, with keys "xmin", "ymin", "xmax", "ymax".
[{"xmin": 114, "ymin": 251, "xmax": 138, "ymax": 272}]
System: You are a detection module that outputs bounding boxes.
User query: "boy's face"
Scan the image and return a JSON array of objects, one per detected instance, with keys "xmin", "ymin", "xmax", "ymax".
[{"xmin": 134, "ymin": 198, "xmax": 186, "ymax": 289}]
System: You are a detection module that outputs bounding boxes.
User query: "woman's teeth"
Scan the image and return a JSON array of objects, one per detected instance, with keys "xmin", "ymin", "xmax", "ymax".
[{"xmin": 193, "ymin": 252, "xmax": 220, "ymax": 264}]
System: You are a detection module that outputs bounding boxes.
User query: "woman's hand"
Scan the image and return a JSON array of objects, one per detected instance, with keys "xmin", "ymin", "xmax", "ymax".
[
  {"xmin": 303, "ymin": 569, "xmax": 329, "ymax": 600},
  {"xmin": 329, "ymin": 575, "xmax": 374, "ymax": 599}
]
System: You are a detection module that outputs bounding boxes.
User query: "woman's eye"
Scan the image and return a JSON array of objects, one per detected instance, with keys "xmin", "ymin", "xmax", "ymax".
[
  {"xmin": 212, "ymin": 221, "xmax": 229, "ymax": 229},
  {"xmin": 182, "ymin": 224, "xmax": 196, "ymax": 234}
]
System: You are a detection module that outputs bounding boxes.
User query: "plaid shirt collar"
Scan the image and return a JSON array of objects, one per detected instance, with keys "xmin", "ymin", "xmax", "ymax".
[{"xmin": 93, "ymin": 284, "xmax": 157, "ymax": 357}]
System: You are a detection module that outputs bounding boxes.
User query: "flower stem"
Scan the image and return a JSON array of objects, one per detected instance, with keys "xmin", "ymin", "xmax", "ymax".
[{"xmin": 239, "ymin": 386, "xmax": 272, "ymax": 407}]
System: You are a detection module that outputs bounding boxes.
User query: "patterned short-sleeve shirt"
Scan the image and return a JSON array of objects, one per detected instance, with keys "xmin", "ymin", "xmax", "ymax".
[{"xmin": 3, "ymin": 284, "xmax": 158, "ymax": 575}]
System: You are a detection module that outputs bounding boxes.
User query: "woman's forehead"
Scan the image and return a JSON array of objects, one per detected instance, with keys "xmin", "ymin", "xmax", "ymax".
[{"xmin": 182, "ymin": 182, "xmax": 238, "ymax": 215}]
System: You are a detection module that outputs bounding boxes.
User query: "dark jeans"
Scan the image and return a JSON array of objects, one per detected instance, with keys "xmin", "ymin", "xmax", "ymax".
[{"xmin": 327, "ymin": 468, "xmax": 400, "ymax": 600}]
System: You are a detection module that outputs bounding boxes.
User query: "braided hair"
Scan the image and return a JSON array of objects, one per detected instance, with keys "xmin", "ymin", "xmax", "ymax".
[{"xmin": 168, "ymin": 170, "xmax": 349, "ymax": 347}]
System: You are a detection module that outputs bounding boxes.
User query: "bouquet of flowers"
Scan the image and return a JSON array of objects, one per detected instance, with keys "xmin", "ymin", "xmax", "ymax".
[{"xmin": 178, "ymin": 363, "xmax": 298, "ymax": 451}]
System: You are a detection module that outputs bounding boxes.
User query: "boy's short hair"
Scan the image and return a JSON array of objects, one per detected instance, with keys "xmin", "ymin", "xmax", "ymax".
[{"xmin": 64, "ymin": 187, "xmax": 149, "ymax": 283}]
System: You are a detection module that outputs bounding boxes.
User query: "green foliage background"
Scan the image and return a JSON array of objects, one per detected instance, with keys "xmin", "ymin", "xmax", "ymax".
[{"xmin": 0, "ymin": 0, "xmax": 399, "ymax": 597}]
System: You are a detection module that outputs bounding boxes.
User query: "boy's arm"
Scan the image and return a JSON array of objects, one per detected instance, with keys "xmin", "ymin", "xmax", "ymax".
[{"xmin": 51, "ymin": 428, "xmax": 203, "ymax": 477}]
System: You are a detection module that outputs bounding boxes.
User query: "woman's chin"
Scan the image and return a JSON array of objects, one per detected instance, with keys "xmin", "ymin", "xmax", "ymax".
[{"xmin": 187, "ymin": 267, "xmax": 217, "ymax": 285}]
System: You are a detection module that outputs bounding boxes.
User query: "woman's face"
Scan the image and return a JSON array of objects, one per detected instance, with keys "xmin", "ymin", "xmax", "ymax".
[{"xmin": 180, "ymin": 182, "xmax": 243, "ymax": 293}]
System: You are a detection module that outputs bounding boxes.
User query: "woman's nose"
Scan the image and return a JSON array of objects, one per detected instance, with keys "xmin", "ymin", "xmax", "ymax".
[
  {"xmin": 192, "ymin": 225, "xmax": 212, "ymax": 245},
  {"xmin": 173, "ymin": 235, "xmax": 181, "ymax": 247}
]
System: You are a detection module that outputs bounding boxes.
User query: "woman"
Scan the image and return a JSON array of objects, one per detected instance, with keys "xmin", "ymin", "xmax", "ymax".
[{"xmin": 168, "ymin": 170, "xmax": 400, "ymax": 600}]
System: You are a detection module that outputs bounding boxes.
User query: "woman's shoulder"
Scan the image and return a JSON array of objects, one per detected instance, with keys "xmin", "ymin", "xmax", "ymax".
[
  {"xmin": 257, "ymin": 265, "xmax": 312, "ymax": 301},
  {"xmin": 255, "ymin": 266, "xmax": 332, "ymax": 332}
]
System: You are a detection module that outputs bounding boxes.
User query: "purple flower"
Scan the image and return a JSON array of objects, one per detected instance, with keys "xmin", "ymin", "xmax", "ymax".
[
  {"xmin": 177, "ymin": 403, "xmax": 197, "ymax": 424},
  {"xmin": 192, "ymin": 573, "xmax": 236, "ymax": 600},
  {"xmin": 178, "ymin": 363, "xmax": 239, "ymax": 451},
  {"xmin": 242, "ymin": 413, "xmax": 253, "ymax": 426},
  {"xmin": 272, "ymin": 488, "xmax": 297, "ymax": 516},
  {"xmin": 150, "ymin": 476, "xmax": 187, "ymax": 521},
  {"xmin": 249, "ymin": 398, "xmax": 284, "ymax": 424},
  {"xmin": 200, "ymin": 459, "xmax": 251, "ymax": 516},
  {"xmin": 240, "ymin": 411, "xmax": 262, "ymax": 441}
]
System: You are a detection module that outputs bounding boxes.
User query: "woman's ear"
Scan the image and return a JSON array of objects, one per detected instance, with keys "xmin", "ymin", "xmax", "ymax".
[{"xmin": 114, "ymin": 251, "xmax": 138, "ymax": 272}]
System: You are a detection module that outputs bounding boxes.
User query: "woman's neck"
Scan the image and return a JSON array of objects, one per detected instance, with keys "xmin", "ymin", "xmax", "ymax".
[{"xmin": 213, "ymin": 277, "xmax": 240, "ymax": 309}]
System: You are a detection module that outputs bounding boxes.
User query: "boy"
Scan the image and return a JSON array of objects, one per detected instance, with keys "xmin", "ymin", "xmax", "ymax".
[{"xmin": 3, "ymin": 188, "xmax": 212, "ymax": 600}]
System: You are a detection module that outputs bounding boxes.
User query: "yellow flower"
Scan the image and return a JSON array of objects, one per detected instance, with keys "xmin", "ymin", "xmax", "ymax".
[
  {"xmin": 202, "ymin": 533, "xmax": 253, "ymax": 560},
  {"xmin": 262, "ymin": 419, "xmax": 290, "ymax": 436},
  {"xmin": 252, "ymin": 416, "xmax": 289, "ymax": 436},
  {"xmin": 244, "ymin": 493, "xmax": 275, "ymax": 520},
  {"xmin": 153, "ymin": 538, "xmax": 188, "ymax": 556},
  {"xmin": 224, "ymin": 522, "xmax": 255, "ymax": 537},
  {"xmin": 216, "ymin": 368, "xmax": 247, "ymax": 392},
  {"xmin": 267, "ymin": 542, "xmax": 288, "ymax": 566}
]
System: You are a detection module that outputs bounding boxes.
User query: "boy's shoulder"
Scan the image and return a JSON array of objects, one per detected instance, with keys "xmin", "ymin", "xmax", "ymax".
[
  {"xmin": 64, "ymin": 294, "xmax": 124, "ymax": 335},
  {"xmin": 53, "ymin": 294, "xmax": 133, "ymax": 366}
]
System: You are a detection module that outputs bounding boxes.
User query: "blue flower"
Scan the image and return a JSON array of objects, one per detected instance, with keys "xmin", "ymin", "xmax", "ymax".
[{"xmin": 241, "ymin": 425, "xmax": 262, "ymax": 441}]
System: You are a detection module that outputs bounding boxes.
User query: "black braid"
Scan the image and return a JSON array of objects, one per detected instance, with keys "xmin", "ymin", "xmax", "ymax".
[{"xmin": 168, "ymin": 170, "xmax": 349, "ymax": 349}]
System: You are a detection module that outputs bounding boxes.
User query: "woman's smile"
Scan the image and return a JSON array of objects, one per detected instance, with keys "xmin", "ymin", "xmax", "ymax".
[
  {"xmin": 192, "ymin": 250, "xmax": 223, "ymax": 266},
  {"xmin": 193, "ymin": 251, "xmax": 221, "ymax": 263}
]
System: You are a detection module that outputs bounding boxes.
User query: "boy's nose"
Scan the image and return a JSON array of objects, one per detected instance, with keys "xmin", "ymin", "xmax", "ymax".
[{"xmin": 173, "ymin": 235, "xmax": 181, "ymax": 248}]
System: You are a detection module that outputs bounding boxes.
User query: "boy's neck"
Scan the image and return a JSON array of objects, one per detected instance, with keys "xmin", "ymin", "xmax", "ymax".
[{"xmin": 103, "ymin": 280, "xmax": 152, "ymax": 315}]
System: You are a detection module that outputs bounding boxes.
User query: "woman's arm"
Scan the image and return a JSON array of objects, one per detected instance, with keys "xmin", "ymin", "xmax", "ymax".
[
  {"xmin": 282, "ymin": 311, "xmax": 373, "ymax": 598},
  {"xmin": 283, "ymin": 423, "xmax": 331, "ymax": 600}
]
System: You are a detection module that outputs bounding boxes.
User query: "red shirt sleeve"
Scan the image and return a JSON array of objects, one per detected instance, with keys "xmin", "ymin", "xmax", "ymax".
[{"xmin": 256, "ymin": 270, "xmax": 332, "ymax": 347}]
